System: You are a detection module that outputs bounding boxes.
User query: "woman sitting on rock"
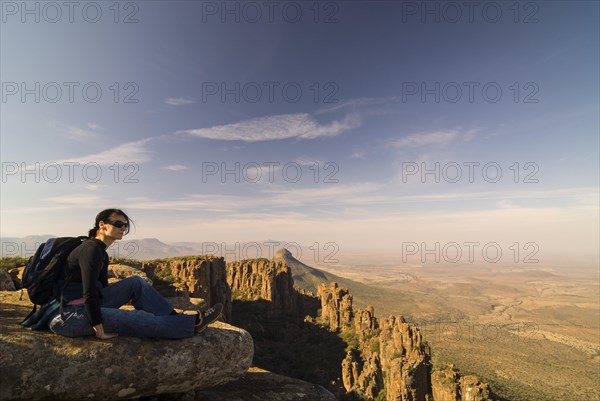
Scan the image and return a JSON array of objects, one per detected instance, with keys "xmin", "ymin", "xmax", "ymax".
[{"xmin": 47, "ymin": 208, "xmax": 222, "ymax": 340}]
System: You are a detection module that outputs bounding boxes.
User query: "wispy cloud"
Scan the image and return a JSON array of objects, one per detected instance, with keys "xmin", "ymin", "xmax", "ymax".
[
  {"xmin": 45, "ymin": 194, "xmax": 103, "ymax": 205},
  {"xmin": 392, "ymin": 130, "xmax": 459, "ymax": 148},
  {"xmin": 260, "ymin": 183, "xmax": 384, "ymax": 206},
  {"xmin": 54, "ymin": 138, "xmax": 154, "ymax": 166},
  {"xmin": 82, "ymin": 182, "xmax": 383, "ymax": 213},
  {"xmin": 84, "ymin": 184, "xmax": 105, "ymax": 191},
  {"xmin": 175, "ymin": 113, "xmax": 361, "ymax": 142},
  {"xmin": 38, "ymin": 112, "xmax": 360, "ymax": 168},
  {"xmin": 164, "ymin": 97, "xmax": 195, "ymax": 106},
  {"xmin": 295, "ymin": 158, "xmax": 324, "ymax": 166},
  {"xmin": 49, "ymin": 121, "xmax": 98, "ymax": 141},
  {"xmin": 391, "ymin": 128, "xmax": 479, "ymax": 149},
  {"xmin": 147, "ymin": 186, "xmax": 593, "ymax": 217},
  {"xmin": 162, "ymin": 164, "xmax": 189, "ymax": 171},
  {"xmin": 315, "ymin": 96, "xmax": 399, "ymax": 115}
]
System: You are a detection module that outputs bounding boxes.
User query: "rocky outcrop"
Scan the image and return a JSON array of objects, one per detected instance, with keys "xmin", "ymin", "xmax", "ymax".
[
  {"xmin": 378, "ymin": 316, "xmax": 430, "ymax": 401},
  {"xmin": 224, "ymin": 252, "xmax": 495, "ymax": 401},
  {"xmin": 0, "ymin": 291, "xmax": 253, "ymax": 401},
  {"xmin": 342, "ymin": 351, "xmax": 385, "ymax": 399},
  {"xmin": 0, "ymin": 269, "xmax": 16, "ymax": 291},
  {"xmin": 354, "ymin": 306, "xmax": 378, "ymax": 341},
  {"xmin": 150, "ymin": 367, "xmax": 337, "ymax": 401},
  {"xmin": 431, "ymin": 365, "xmax": 460, "ymax": 401},
  {"xmin": 459, "ymin": 375, "xmax": 493, "ymax": 401},
  {"xmin": 318, "ymin": 282, "xmax": 353, "ymax": 331},
  {"xmin": 226, "ymin": 258, "xmax": 297, "ymax": 316},
  {"xmin": 141, "ymin": 256, "xmax": 232, "ymax": 322},
  {"xmin": 339, "ymin": 314, "xmax": 430, "ymax": 400},
  {"xmin": 108, "ymin": 263, "xmax": 153, "ymax": 284},
  {"xmin": 431, "ymin": 365, "xmax": 492, "ymax": 401},
  {"xmin": 318, "ymin": 281, "xmax": 494, "ymax": 401}
]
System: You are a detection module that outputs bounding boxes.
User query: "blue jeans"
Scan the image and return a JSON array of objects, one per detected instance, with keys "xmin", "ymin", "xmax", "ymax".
[{"xmin": 48, "ymin": 276, "xmax": 196, "ymax": 339}]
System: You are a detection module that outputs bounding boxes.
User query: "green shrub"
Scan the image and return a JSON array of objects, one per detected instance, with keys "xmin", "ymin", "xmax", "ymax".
[
  {"xmin": 154, "ymin": 266, "xmax": 175, "ymax": 282},
  {"xmin": 374, "ymin": 389, "xmax": 387, "ymax": 401},
  {"xmin": 0, "ymin": 257, "xmax": 28, "ymax": 271},
  {"xmin": 108, "ymin": 258, "xmax": 143, "ymax": 269},
  {"xmin": 391, "ymin": 351, "xmax": 403, "ymax": 359},
  {"xmin": 370, "ymin": 340, "xmax": 380, "ymax": 354},
  {"xmin": 340, "ymin": 326, "xmax": 360, "ymax": 352}
]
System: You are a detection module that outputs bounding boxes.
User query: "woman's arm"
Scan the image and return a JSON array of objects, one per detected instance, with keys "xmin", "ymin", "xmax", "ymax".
[{"xmin": 78, "ymin": 241, "xmax": 118, "ymax": 339}]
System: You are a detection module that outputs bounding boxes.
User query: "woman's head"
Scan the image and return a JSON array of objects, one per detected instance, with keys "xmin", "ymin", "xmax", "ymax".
[{"xmin": 88, "ymin": 209, "xmax": 132, "ymax": 238}]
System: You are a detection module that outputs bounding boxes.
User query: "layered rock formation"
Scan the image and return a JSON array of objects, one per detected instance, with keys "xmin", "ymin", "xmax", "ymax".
[
  {"xmin": 140, "ymin": 256, "xmax": 232, "ymax": 322},
  {"xmin": 225, "ymin": 250, "xmax": 496, "ymax": 401},
  {"xmin": 226, "ymin": 258, "xmax": 298, "ymax": 317},
  {"xmin": 378, "ymin": 316, "xmax": 430, "ymax": 401},
  {"xmin": 0, "ymin": 291, "xmax": 253, "ymax": 401},
  {"xmin": 329, "ymin": 287, "xmax": 430, "ymax": 400},
  {"xmin": 320, "ymin": 281, "xmax": 494, "ymax": 401},
  {"xmin": 318, "ymin": 282, "xmax": 353, "ymax": 331},
  {"xmin": 108, "ymin": 263, "xmax": 153, "ymax": 284},
  {"xmin": 430, "ymin": 365, "xmax": 492, "ymax": 401}
]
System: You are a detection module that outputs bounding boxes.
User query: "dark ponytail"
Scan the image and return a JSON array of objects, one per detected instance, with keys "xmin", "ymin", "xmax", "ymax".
[{"xmin": 88, "ymin": 208, "xmax": 133, "ymax": 238}]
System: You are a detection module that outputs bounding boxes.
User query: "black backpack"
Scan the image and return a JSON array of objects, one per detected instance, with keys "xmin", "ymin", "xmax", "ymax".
[{"xmin": 21, "ymin": 236, "xmax": 87, "ymax": 322}]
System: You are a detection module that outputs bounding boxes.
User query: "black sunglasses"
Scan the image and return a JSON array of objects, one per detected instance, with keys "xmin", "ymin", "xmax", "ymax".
[{"xmin": 107, "ymin": 220, "xmax": 129, "ymax": 228}]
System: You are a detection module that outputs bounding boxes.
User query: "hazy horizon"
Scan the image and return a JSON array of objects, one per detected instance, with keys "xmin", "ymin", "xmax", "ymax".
[{"xmin": 2, "ymin": 233, "xmax": 598, "ymax": 269}]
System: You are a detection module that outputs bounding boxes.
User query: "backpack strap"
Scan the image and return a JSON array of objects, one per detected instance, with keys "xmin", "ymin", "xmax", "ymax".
[
  {"xmin": 21, "ymin": 304, "xmax": 38, "ymax": 324},
  {"xmin": 59, "ymin": 262, "xmax": 76, "ymax": 319}
]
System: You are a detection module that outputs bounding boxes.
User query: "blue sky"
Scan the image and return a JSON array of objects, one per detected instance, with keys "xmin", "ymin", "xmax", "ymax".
[{"xmin": 1, "ymin": 1, "xmax": 598, "ymax": 262}]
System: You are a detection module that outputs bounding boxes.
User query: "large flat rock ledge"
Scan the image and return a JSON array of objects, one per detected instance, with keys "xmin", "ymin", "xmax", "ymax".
[{"xmin": 0, "ymin": 291, "xmax": 253, "ymax": 400}]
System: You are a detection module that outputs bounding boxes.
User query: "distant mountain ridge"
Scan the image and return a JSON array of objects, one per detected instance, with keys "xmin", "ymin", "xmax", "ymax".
[
  {"xmin": 274, "ymin": 248, "xmax": 414, "ymax": 316},
  {"xmin": 0, "ymin": 235, "xmax": 202, "ymax": 260},
  {"xmin": 1, "ymin": 235, "xmax": 303, "ymax": 262}
]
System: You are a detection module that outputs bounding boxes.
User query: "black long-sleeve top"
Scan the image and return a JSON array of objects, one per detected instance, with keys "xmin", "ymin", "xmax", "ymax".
[{"xmin": 63, "ymin": 238, "xmax": 108, "ymax": 326}]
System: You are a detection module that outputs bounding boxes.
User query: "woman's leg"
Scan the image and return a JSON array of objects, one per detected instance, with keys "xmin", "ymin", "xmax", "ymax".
[
  {"xmin": 48, "ymin": 305, "xmax": 196, "ymax": 339},
  {"xmin": 101, "ymin": 276, "xmax": 175, "ymax": 315},
  {"xmin": 50, "ymin": 277, "xmax": 197, "ymax": 339},
  {"xmin": 100, "ymin": 277, "xmax": 197, "ymax": 338},
  {"xmin": 100, "ymin": 307, "xmax": 196, "ymax": 339}
]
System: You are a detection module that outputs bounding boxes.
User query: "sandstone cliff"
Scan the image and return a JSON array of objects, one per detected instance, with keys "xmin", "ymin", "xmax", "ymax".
[
  {"xmin": 319, "ymin": 281, "xmax": 430, "ymax": 400},
  {"xmin": 318, "ymin": 282, "xmax": 353, "ymax": 331},
  {"xmin": 226, "ymin": 258, "xmax": 298, "ymax": 317},
  {"xmin": 430, "ymin": 365, "xmax": 493, "ymax": 401},
  {"xmin": 226, "ymin": 251, "xmax": 496, "ymax": 401},
  {"xmin": 140, "ymin": 256, "xmax": 232, "ymax": 322}
]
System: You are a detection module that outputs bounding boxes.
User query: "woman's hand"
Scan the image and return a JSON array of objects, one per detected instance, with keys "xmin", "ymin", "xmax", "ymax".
[{"xmin": 93, "ymin": 323, "xmax": 118, "ymax": 339}]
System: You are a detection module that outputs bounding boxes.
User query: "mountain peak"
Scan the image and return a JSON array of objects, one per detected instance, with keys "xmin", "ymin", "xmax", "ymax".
[{"xmin": 274, "ymin": 248, "xmax": 295, "ymax": 261}]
